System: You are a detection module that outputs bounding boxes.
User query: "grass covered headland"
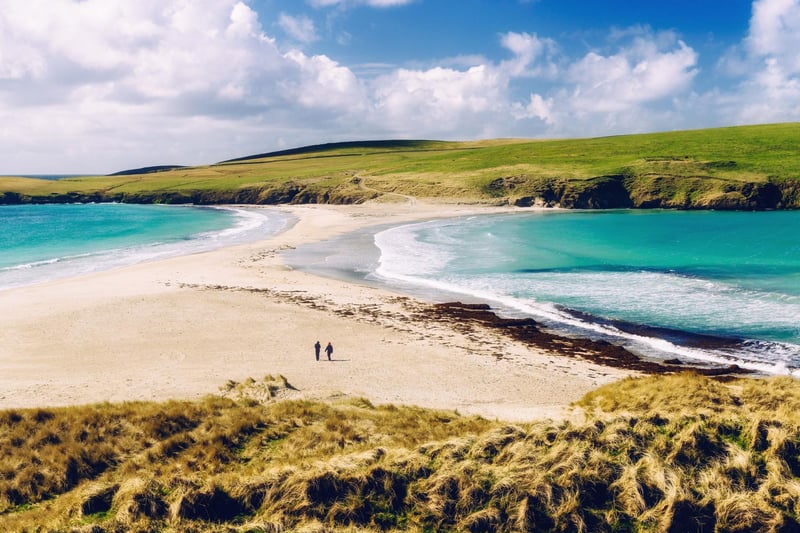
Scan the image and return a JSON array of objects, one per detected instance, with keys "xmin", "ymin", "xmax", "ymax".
[
  {"xmin": 2, "ymin": 123, "xmax": 800, "ymax": 209},
  {"xmin": 5, "ymin": 374, "xmax": 800, "ymax": 532}
]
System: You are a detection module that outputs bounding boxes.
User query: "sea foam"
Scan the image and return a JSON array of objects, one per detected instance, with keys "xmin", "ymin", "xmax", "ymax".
[{"xmin": 370, "ymin": 211, "xmax": 800, "ymax": 374}]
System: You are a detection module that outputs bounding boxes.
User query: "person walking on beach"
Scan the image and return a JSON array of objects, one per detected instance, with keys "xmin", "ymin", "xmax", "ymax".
[
  {"xmin": 314, "ymin": 340, "xmax": 321, "ymax": 361},
  {"xmin": 324, "ymin": 341, "xmax": 333, "ymax": 361}
]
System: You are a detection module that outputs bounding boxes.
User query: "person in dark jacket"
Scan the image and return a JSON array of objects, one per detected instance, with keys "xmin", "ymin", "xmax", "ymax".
[
  {"xmin": 324, "ymin": 341, "xmax": 333, "ymax": 361},
  {"xmin": 314, "ymin": 340, "xmax": 321, "ymax": 361}
]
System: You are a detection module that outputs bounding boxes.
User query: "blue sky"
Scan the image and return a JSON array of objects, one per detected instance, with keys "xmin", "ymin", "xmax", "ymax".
[
  {"xmin": 269, "ymin": 1, "xmax": 752, "ymax": 68},
  {"xmin": 0, "ymin": 0, "xmax": 797, "ymax": 173}
]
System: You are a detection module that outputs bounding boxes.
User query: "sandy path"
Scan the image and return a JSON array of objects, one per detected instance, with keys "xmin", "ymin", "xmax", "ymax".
[{"xmin": 0, "ymin": 202, "xmax": 634, "ymax": 421}]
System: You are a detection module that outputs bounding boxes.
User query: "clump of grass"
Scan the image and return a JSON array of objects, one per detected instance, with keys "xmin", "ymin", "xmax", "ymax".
[
  {"xmin": 4, "ymin": 373, "xmax": 800, "ymax": 531},
  {"xmin": 219, "ymin": 374, "xmax": 298, "ymax": 404}
]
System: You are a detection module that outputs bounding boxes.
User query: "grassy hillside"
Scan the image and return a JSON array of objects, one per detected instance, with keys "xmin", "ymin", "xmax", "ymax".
[
  {"xmin": 4, "ymin": 373, "xmax": 800, "ymax": 532},
  {"xmin": 2, "ymin": 123, "xmax": 799, "ymax": 209}
]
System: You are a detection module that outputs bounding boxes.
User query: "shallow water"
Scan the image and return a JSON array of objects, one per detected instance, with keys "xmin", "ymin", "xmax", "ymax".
[
  {"xmin": 0, "ymin": 203, "xmax": 292, "ymax": 290},
  {"xmin": 288, "ymin": 210, "xmax": 800, "ymax": 374}
]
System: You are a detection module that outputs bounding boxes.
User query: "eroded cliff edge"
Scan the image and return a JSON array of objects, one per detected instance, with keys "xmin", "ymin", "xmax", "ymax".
[{"xmin": 4, "ymin": 174, "xmax": 799, "ymax": 210}]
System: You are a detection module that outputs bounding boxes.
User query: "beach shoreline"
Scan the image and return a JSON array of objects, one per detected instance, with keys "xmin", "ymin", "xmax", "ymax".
[{"xmin": 0, "ymin": 200, "xmax": 643, "ymax": 421}]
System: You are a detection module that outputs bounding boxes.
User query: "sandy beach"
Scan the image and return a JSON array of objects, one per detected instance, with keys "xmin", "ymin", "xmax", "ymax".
[{"xmin": 0, "ymin": 201, "xmax": 636, "ymax": 422}]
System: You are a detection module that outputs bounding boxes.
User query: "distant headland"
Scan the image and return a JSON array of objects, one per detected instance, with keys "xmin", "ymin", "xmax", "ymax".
[{"xmin": 2, "ymin": 123, "xmax": 799, "ymax": 209}]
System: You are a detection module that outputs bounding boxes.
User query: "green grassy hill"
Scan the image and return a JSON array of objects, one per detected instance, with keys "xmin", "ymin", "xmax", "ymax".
[
  {"xmin": 2, "ymin": 123, "xmax": 799, "ymax": 209},
  {"xmin": 4, "ymin": 374, "xmax": 800, "ymax": 532}
]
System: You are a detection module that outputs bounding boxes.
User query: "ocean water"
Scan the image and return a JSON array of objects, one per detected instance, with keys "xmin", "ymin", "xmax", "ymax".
[
  {"xmin": 288, "ymin": 210, "xmax": 800, "ymax": 375},
  {"xmin": 0, "ymin": 203, "xmax": 292, "ymax": 290}
]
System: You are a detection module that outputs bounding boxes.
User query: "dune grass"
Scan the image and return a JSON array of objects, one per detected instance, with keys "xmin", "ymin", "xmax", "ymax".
[
  {"xmin": 4, "ymin": 373, "xmax": 800, "ymax": 532},
  {"xmin": 1, "ymin": 123, "xmax": 798, "ymax": 207}
]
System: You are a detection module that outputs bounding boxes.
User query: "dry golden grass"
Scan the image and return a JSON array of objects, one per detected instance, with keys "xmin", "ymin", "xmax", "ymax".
[{"xmin": 4, "ymin": 373, "xmax": 800, "ymax": 531}]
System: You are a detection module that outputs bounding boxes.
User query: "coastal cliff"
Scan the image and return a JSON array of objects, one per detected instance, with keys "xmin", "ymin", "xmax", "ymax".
[
  {"xmin": 4, "ymin": 174, "xmax": 799, "ymax": 210},
  {"xmin": 499, "ymin": 174, "xmax": 798, "ymax": 210}
]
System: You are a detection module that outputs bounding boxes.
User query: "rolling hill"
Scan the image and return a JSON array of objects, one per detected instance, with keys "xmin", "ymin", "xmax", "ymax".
[{"xmin": 1, "ymin": 123, "xmax": 799, "ymax": 209}]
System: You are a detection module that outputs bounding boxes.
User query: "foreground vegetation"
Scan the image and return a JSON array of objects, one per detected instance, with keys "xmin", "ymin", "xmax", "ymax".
[
  {"xmin": 2, "ymin": 123, "xmax": 799, "ymax": 209},
  {"xmin": 4, "ymin": 373, "xmax": 800, "ymax": 531}
]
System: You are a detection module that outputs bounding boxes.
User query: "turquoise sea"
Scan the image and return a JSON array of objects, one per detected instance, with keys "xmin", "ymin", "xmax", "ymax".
[
  {"xmin": 0, "ymin": 203, "xmax": 292, "ymax": 290},
  {"xmin": 288, "ymin": 210, "xmax": 800, "ymax": 374}
]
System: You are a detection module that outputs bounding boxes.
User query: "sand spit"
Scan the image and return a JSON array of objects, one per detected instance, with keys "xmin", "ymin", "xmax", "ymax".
[{"xmin": 0, "ymin": 202, "xmax": 640, "ymax": 421}]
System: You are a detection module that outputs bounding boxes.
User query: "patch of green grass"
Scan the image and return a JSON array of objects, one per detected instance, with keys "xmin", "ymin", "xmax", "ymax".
[{"xmin": 2, "ymin": 123, "xmax": 799, "ymax": 207}]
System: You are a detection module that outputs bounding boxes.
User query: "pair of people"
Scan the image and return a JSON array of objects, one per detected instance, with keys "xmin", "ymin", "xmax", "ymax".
[{"xmin": 314, "ymin": 340, "xmax": 333, "ymax": 361}]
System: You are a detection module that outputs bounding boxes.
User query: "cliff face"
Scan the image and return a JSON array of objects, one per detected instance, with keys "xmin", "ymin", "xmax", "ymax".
[
  {"xmin": 508, "ymin": 175, "xmax": 800, "ymax": 210},
  {"xmin": 507, "ymin": 176, "xmax": 633, "ymax": 209},
  {"xmin": 1, "ymin": 183, "xmax": 381, "ymax": 206},
  {"xmin": 3, "ymin": 175, "xmax": 799, "ymax": 209}
]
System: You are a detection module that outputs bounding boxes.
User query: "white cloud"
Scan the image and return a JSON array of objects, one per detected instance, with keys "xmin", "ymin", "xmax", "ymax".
[
  {"xmin": 1, "ymin": 0, "xmax": 797, "ymax": 174},
  {"xmin": 357, "ymin": 27, "xmax": 702, "ymax": 141},
  {"xmin": 278, "ymin": 13, "xmax": 318, "ymax": 43},
  {"xmin": 284, "ymin": 50, "xmax": 366, "ymax": 111},
  {"xmin": 747, "ymin": 0, "xmax": 800, "ymax": 65},
  {"xmin": 510, "ymin": 30, "xmax": 699, "ymax": 136},
  {"xmin": 0, "ymin": 0, "xmax": 284, "ymax": 104},
  {"xmin": 567, "ymin": 37, "xmax": 698, "ymax": 113},
  {"xmin": 361, "ymin": 31, "xmax": 561, "ymax": 139},
  {"xmin": 0, "ymin": 1, "xmax": 708, "ymax": 173},
  {"xmin": 514, "ymin": 93, "xmax": 554, "ymax": 125},
  {"xmin": 0, "ymin": 0, "xmax": 365, "ymax": 172},
  {"xmin": 229, "ymin": 2, "xmax": 263, "ymax": 38},
  {"xmin": 726, "ymin": 0, "xmax": 800, "ymax": 122},
  {"xmin": 370, "ymin": 65, "xmax": 505, "ymax": 137},
  {"xmin": 498, "ymin": 32, "xmax": 558, "ymax": 78}
]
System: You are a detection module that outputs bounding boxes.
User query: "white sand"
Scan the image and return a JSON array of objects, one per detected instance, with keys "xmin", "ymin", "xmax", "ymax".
[{"xmin": 0, "ymin": 201, "xmax": 635, "ymax": 421}]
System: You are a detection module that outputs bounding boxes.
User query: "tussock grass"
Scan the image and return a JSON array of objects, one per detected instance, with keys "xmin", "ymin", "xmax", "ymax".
[{"xmin": 4, "ymin": 373, "xmax": 800, "ymax": 531}]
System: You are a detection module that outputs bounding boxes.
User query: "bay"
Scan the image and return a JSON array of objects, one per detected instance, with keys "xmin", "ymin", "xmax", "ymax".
[
  {"xmin": 0, "ymin": 203, "xmax": 292, "ymax": 290},
  {"xmin": 289, "ymin": 209, "xmax": 800, "ymax": 374}
]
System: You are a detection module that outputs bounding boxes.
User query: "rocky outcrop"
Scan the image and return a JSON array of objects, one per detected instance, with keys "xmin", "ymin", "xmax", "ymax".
[
  {"xmin": 557, "ymin": 175, "xmax": 633, "ymax": 209},
  {"xmin": 501, "ymin": 175, "xmax": 800, "ymax": 210},
  {"xmin": 508, "ymin": 175, "xmax": 634, "ymax": 209},
  {"xmin": 625, "ymin": 176, "xmax": 787, "ymax": 209},
  {"xmin": 1, "ymin": 191, "xmax": 26, "ymax": 204}
]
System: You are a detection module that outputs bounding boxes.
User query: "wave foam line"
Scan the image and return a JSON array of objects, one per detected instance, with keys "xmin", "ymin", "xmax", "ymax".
[{"xmin": 372, "ymin": 264, "xmax": 796, "ymax": 376}]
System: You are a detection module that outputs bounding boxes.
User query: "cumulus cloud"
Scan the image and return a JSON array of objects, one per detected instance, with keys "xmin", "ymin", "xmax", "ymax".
[
  {"xmin": 361, "ymin": 31, "xmax": 562, "ymax": 139},
  {"xmin": 1, "ymin": 0, "xmax": 797, "ymax": 174},
  {"xmin": 0, "ymin": 1, "xmax": 705, "ymax": 172},
  {"xmin": 0, "ymin": 0, "xmax": 366, "ymax": 172},
  {"xmin": 729, "ymin": 0, "xmax": 800, "ymax": 123},
  {"xmin": 278, "ymin": 13, "xmax": 318, "ymax": 43},
  {"xmin": 567, "ymin": 36, "xmax": 698, "ymax": 113},
  {"xmin": 284, "ymin": 50, "xmax": 366, "ymax": 111},
  {"xmin": 511, "ymin": 30, "xmax": 699, "ymax": 135},
  {"xmin": 498, "ymin": 32, "xmax": 558, "ymax": 79},
  {"xmin": 747, "ymin": 0, "xmax": 800, "ymax": 64},
  {"xmin": 369, "ymin": 65, "xmax": 505, "ymax": 137},
  {"xmin": 0, "ymin": 0, "xmax": 283, "ymax": 106}
]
